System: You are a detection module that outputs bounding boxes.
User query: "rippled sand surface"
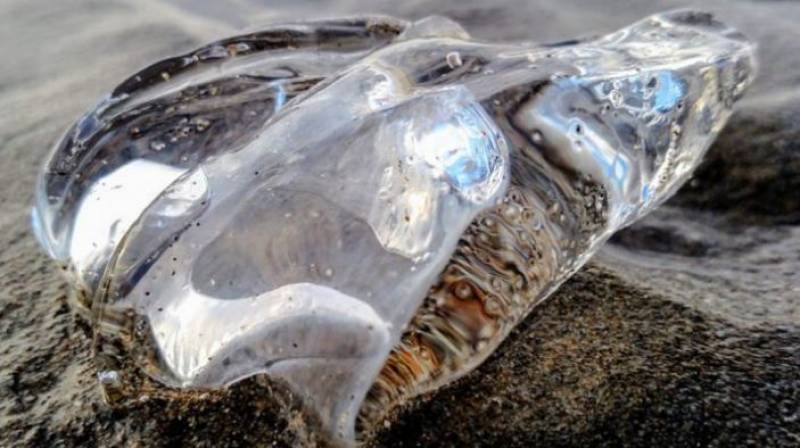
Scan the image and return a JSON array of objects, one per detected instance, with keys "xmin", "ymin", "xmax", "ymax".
[{"xmin": 1, "ymin": 0, "xmax": 798, "ymax": 446}]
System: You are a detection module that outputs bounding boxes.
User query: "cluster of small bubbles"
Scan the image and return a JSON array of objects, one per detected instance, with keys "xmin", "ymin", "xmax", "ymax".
[
  {"xmin": 483, "ymin": 295, "xmax": 502, "ymax": 315},
  {"xmin": 609, "ymin": 89, "xmax": 624, "ymax": 107},
  {"xmin": 531, "ymin": 130, "xmax": 544, "ymax": 145},
  {"xmin": 501, "ymin": 203, "xmax": 521, "ymax": 222},
  {"xmin": 453, "ymin": 281, "xmax": 472, "ymax": 299},
  {"xmin": 445, "ymin": 51, "xmax": 463, "ymax": 69},
  {"xmin": 97, "ymin": 370, "xmax": 121, "ymax": 388},
  {"xmin": 149, "ymin": 140, "xmax": 166, "ymax": 152},
  {"xmin": 413, "ymin": 251, "xmax": 431, "ymax": 264},
  {"xmin": 194, "ymin": 117, "xmax": 211, "ymax": 132}
]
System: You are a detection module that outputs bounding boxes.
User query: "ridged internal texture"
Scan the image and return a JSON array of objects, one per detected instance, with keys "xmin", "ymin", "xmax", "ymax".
[
  {"xmin": 31, "ymin": 11, "xmax": 754, "ymax": 446},
  {"xmin": 361, "ymin": 176, "xmax": 608, "ymax": 427},
  {"xmin": 359, "ymin": 11, "xmax": 755, "ymax": 433}
]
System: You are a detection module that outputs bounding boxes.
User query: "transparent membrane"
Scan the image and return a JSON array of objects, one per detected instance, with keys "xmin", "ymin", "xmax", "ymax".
[{"xmin": 32, "ymin": 11, "xmax": 754, "ymax": 446}]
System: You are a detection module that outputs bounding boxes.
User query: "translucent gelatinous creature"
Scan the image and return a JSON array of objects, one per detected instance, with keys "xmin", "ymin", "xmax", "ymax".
[{"xmin": 32, "ymin": 10, "xmax": 754, "ymax": 445}]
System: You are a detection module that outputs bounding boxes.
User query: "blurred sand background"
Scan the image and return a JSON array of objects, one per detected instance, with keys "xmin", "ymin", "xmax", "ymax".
[{"xmin": 1, "ymin": 0, "xmax": 798, "ymax": 446}]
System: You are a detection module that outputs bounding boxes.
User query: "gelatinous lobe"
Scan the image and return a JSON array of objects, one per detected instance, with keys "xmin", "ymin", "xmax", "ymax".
[
  {"xmin": 32, "ymin": 11, "xmax": 754, "ymax": 446},
  {"xmin": 33, "ymin": 17, "xmax": 407, "ymax": 308}
]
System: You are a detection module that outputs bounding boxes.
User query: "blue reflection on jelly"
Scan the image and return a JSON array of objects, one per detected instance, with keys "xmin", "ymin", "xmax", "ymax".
[
  {"xmin": 419, "ymin": 105, "xmax": 502, "ymax": 194},
  {"xmin": 653, "ymin": 71, "xmax": 685, "ymax": 113}
]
